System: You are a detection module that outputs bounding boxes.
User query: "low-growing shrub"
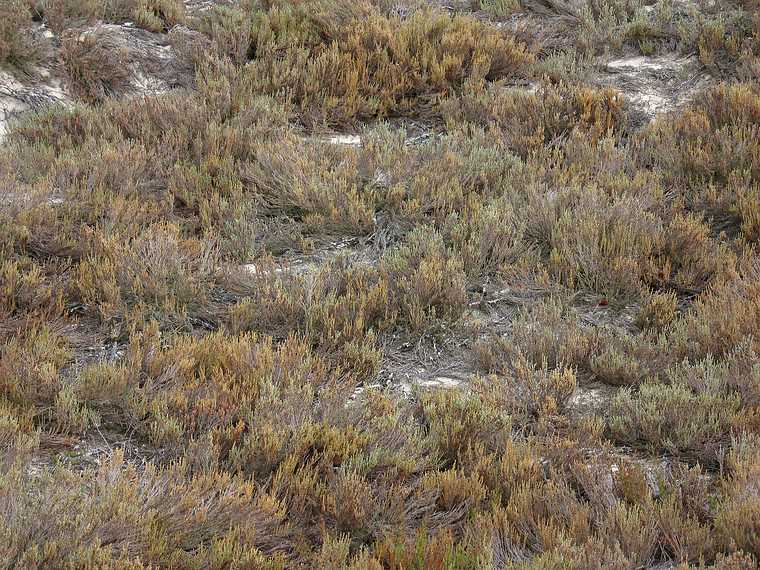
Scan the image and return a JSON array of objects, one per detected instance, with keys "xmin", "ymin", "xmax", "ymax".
[
  {"xmin": 243, "ymin": 0, "xmax": 534, "ymax": 126},
  {"xmin": 3, "ymin": 1, "xmax": 760, "ymax": 563},
  {"xmin": 609, "ymin": 382, "xmax": 741, "ymax": 465},
  {"xmin": 0, "ymin": 0, "xmax": 45, "ymax": 70},
  {"xmin": 60, "ymin": 28, "xmax": 131, "ymax": 104},
  {"xmin": 43, "ymin": 0, "xmax": 185, "ymax": 34},
  {"xmin": 445, "ymin": 83, "xmax": 627, "ymax": 157}
]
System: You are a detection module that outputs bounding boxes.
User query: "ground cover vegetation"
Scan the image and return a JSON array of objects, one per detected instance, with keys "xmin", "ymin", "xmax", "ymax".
[{"xmin": 2, "ymin": 0, "xmax": 760, "ymax": 567}]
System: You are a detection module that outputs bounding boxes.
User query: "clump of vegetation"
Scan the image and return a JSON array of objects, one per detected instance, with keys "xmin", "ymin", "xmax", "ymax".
[
  {"xmin": 638, "ymin": 83, "xmax": 760, "ymax": 241},
  {"xmin": 446, "ymin": 82, "xmax": 626, "ymax": 157},
  {"xmin": 609, "ymin": 381, "xmax": 741, "ymax": 465},
  {"xmin": 42, "ymin": 0, "xmax": 186, "ymax": 34},
  {"xmin": 190, "ymin": 0, "xmax": 534, "ymax": 126},
  {"xmin": 59, "ymin": 27, "xmax": 132, "ymax": 103},
  {"xmin": 473, "ymin": 0, "xmax": 521, "ymax": 20},
  {"xmin": 131, "ymin": 0, "xmax": 186, "ymax": 32},
  {"xmin": 0, "ymin": 0, "xmax": 46, "ymax": 71}
]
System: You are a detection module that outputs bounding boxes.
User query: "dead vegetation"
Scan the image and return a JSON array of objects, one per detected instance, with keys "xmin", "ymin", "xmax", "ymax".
[{"xmin": 2, "ymin": 0, "xmax": 760, "ymax": 567}]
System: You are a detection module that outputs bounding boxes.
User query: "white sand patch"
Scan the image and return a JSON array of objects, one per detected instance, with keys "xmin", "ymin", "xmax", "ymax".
[
  {"xmin": 601, "ymin": 54, "xmax": 705, "ymax": 119},
  {"xmin": 416, "ymin": 376, "xmax": 463, "ymax": 389},
  {"xmin": 607, "ymin": 56, "xmax": 667, "ymax": 71},
  {"xmin": 326, "ymin": 134, "xmax": 362, "ymax": 146},
  {"xmin": 631, "ymin": 91, "xmax": 670, "ymax": 115}
]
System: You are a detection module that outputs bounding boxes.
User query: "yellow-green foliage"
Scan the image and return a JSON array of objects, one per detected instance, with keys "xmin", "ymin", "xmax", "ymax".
[{"xmin": 0, "ymin": 257, "xmax": 65, "ymax": 335}]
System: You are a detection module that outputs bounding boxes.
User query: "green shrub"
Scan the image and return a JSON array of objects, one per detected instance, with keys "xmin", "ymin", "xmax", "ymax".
[{"xmin": 609, "ymin": 382, "xmax": 741, "ymax": 464}]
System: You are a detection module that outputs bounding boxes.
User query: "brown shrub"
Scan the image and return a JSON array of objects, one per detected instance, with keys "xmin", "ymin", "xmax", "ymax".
[
  {"xmin": 43, "ymin": 0, "xmax": 185, "ymax": 34},
  {"xmin": 0, "ymin": 0, "xmax": 46, "ymax": 70},
  {"xmin": 685, "ymin": 262, "xmax": 760, "ymax": 359},
  {"xmin": 244, "ymin": 1, "xmax": 534, "ymax": 126},
  {"xmin": 609, "ymin": 382, "xmax": 741, "ymax": 465},
  {"xmin": 445, "ymin": 83, "xmax": 627, "ymax": 157},
  {"xmin": 60, "ymin": 28, "xmax": 132, "ymax": 104}
]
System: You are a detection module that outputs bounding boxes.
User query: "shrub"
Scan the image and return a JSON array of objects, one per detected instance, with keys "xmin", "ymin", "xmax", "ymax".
[
  {"xmin": 60, "ymin": 28, "xmax": 132, "ymax": 104},
  {"xmin": 183, "ymin": 4, "xmax": 252, "ymax": 64},
  {"xmin": 636, "ymin": 291, "xmax": 678, "ymax": 332},
  {"xmin": 0, "ymin": 0, "xmax": 45, "ymax": 71},
  {"xmin": 132, "ymin": 0, "xmax": 185, "ymax": 32},
  {"xmin": 608, "ymin": 382, "xmax": 741, "ymax": 464},
  {"xmin": 244, "ymin": 1, "xmax": 534, "ymax": 126},
  {"xmin": 42, "ymin": 0, "xmax": 103, "ymax": 34},
  {"xmin": 74, "ymin": 223, "xmax": 222, "ymax": 335},
  {"xmin": 380, "ymin": 228, "xmax": 467, "ymax": 331},
  {"xmin": 637, "ymin": 84, "xmax": 760, "ymax": 238},
  {"xmin": 43, "ymin": 0, "xmax": 185, "ymax": 34},
  {"xmin": 475, "ymin": 299, "xmax": 598, "ymax": 374},
  {"xmin": 475, "ymin": 356, "xmax": 577, "ymax": 430},
  {"xmin": 714, "ymin": 436, "xmax": 760, "ymax": 560},
  {"xmin": 0, "ymin": 327, "xmax": 96, "ymax": 435},
  {"xmin": 684, "ymin": 263, "xmax": 760, "ymax": 359},
  {"xmin": 445, "ymin": 83, "xmax": 626, "ymax": 157},
  {"xmin": 4, "ymin": 0, "xmax": 760, "ymax": 562},
  {"xmin": 475, "ymin": 0, "xmax": 521, "ymax": 19}
]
